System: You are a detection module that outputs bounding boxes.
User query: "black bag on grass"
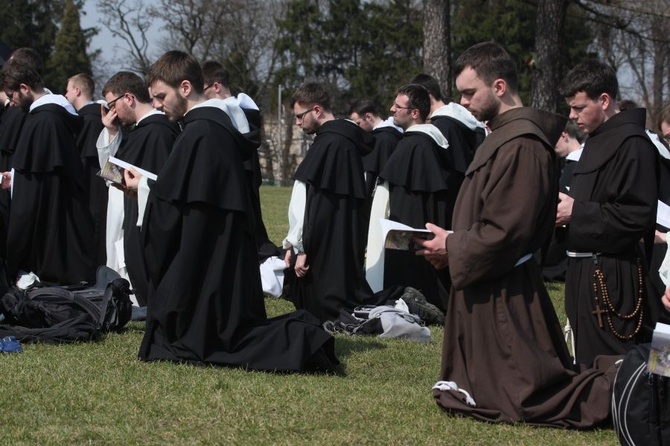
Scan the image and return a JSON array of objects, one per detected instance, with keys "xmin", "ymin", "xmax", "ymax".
[
  {"xmin": 0, "ymin": 266, "xmax": 132, "ymax": 344},
  {"xmin": 612, "ymin": 343, "xmax": 670, "ymax": 446}
]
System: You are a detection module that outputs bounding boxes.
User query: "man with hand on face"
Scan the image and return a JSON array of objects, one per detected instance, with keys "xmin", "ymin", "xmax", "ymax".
[
  {"xmin": 416, "ymin": 42, "xmax": 619, "ymax": 428},
  {"xmin": 123, "ymin": 51, "xmax": 338, "ymax": 372},
  {"xmin": 96, "ymin": 71, "xmax": 179, "ymax": 307}
]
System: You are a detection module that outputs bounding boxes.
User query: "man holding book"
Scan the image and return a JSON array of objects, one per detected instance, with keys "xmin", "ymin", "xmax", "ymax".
[
  {"xmin": 417, "ymin": 42, "xmax": 619, "ymax": 428},
  {"xmin": 123, "ymin": 51, "xmax": 338, "ymax": 372},
  {"xmin": 96, "ymin": 71, "xmax": 179, "ymax": 307},
  {"xmin": 1, "ymin": 54, "xmax": 94, "ymax": 286}
]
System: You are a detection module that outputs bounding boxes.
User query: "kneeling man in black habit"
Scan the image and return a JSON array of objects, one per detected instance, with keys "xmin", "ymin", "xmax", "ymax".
[{"xmin": 123, "ymin": 50, "xmax": 337, "ymax": 373}]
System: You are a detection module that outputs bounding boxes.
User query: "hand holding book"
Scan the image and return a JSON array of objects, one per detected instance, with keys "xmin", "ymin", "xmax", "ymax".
[
  {"xmin": 98, "ymin": 156, "xmax": 155, "ymax": 197},
  {"xmin": 380, "ymin": 219, "xmax": 434, "ymax": 251}
]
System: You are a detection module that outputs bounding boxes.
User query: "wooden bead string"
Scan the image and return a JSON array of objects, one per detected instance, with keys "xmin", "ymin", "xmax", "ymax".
[{"xmin": 592, "ymin": 256, "xmax": 644, "ymax": 340}]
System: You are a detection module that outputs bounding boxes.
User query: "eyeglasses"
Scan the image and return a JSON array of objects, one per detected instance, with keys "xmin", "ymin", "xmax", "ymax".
[
  {"xmin": 203, "ymin": 82, "xmax": 218, "ymax": 92},
  {"xmin": 107, "ymin": 93, "xmax": 126, "ymax": 109},
  {"xmin": 295, "ymin": 107, "xmax": 315, "ymax": 121}
]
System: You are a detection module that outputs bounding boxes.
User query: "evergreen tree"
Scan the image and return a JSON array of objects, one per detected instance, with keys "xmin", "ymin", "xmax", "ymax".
[
  {"xmin": 0, "ymin": 0, "xmax": 68, "ymax": 67},
  {"xmin": 45, "ymin": 0, "xmax": 92, "ymax": 93},
  {"xmin": 274, "ymin": 0, "xmax": 422, "ymax": 114},
  {"xmin": 355, "ymin": 0, "xmax": 422, "ymax": 109},
  {"xmin": 451, "ymin": 0, "xmax": 591, "ymax": 106}
]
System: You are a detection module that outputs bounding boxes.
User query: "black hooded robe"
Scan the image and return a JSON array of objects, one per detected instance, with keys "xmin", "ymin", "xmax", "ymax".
[
  {"xmin": 565, "ymin": 108, "xmax": 660, "ymax": 366},
  {"xmin": 284, "ymin": 119, "xmax": 375, "ymax": 322},
  {"xmin": 363, "ymin": 126, "xmax": 403, "ymax": 198},
  {"xmin": 76, "ymin": 102, "xmax": 106, "ymax": 267},
  {"xmin": 0, "ymin": 105, "xmax": 25, "ymax": 259},
  {"xmin": 240, "ymin": 107, "xmax": 280, "ymax": 261},
  {"xmin": 138, "ymin": 106, "xmax": 337, "ymax": 372},
  {"xmin": 379, "ymin": 130, "xmax": 454, "ymax": 312},
  {"xmin": 116, "ymin": 113, "xmax": 179, "ymax": 307},
  {"xmin": 8, "ymin": 103, "xmax": 94, "ymax": 285}
]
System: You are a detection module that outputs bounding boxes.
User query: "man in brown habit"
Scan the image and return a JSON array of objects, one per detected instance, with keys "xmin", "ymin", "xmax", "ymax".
[{"xmin": 417, "ymin": 42, "xmax": 619, "ymax": 427}]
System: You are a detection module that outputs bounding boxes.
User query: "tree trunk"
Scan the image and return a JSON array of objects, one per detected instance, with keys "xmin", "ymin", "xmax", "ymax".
[
  {"xmin": 651, "ymin": 14, "xmax": 667, "ymax": 129},
  {"xmin": 422, "ymin": 0, "xmax": 451, "ymax": 98},
  {"xmin": 531, "ymin": 0, "xmax": 568, "ymax": 112}
]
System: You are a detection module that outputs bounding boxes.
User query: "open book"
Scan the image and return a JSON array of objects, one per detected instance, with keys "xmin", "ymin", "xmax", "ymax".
[
  {"xmin": 381, "ymin": 219, "xmax": 435, "ymax": 251},
  {"xmin": 97, "ymin": 156, "xmax": 157, "ymax": 185},
  {"xmin": 647, "ymin": 322, "xmax": 670, "ymax": 377}
]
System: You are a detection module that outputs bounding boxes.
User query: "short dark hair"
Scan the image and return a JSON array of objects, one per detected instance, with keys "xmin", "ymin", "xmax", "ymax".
[
  {"xmin": 454, "ymin": 41, "xmax": 519, "ymax": 94},
  {"xmin": 147, "ymin": 50, "xmax": 204, "ymax": 95},
  {"xmin": 618, "ymin": 99, "xmax": 638, "ymax": 112},
  {"xmin": 409, "ymin": 73, "xmax": 443, "ymax": 102},
  {"xmin": 291, "ymin": 82, "xmax": 331, "ymax": 111},
  {"xmin": 102, "ymin": 71, "xmax": 151, "ymax": 103},
  {"xmin": 349, "ymin": 99, "xmax": 383, "ymax": 118},
  {"xmin": 9, "ymin": 47, "xmax": 44, "ymax": 75},
  {"xmin": 1, "ymin": 59, "xmax": 44, "ymax": 91},
  {"xmin": 68, "ymin": 73, "xmax": 95, "ymax": 98},
  {"xmin": 564, "ymin": 120, "xmax": 585, "ymax": 143},
  {"xmin": 201, "ymin": 60, "xmax": 230, "ymax": 89},
  {"xmin": 396, "ymin": 84, "xmax": 431, "ymax": 122},
  {"xmin": 559, "ymin": 59, "xmax": 619, "ymax": 101}
]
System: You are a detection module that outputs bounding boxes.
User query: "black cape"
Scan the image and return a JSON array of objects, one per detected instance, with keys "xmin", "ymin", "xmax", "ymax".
[
  {"xmin": 139, "ymin": 106, "xmax": 337, "ymax": 372},
  {"xmin": 8, "ymin": 103, "xmax": 94, "ymax": 285},
  {"xmin": 379, "ymin": 130, "xmax": 454, "ymax": 311},
  {"xmin": 565, "ymin": 108, "xmax": 660, "ymax": 365},
  {"xmin": 284, "ymin": 119, "xmax": 375, "ymax": 322},
  {"xmin": 0, "ymin": 105, "xmax": 25, "ymax": 259},
  {"xmin": 116, "ymin": 113, "xmax": 179, "ymax": 306},
  {"xmin": 542, "ymin": 157, "xmax": 579, "ymax": 281},
  {"xmin": 648, "ymin": 152, "xmax": 670, "ymax": 306},
  {"xmin": 76, "ymin": 103, "xmax": 107, "ymax": 267},
  {"xmin": 430, "ymin": 112, "xmax": 485, "ymax": 175},
  {"xmin": 363, "ymin": 126, "xmax": 402, "ymax": 198},
  {"xmin": 239, "ymin": 107, "xmax": 280, "ymax": 261}
]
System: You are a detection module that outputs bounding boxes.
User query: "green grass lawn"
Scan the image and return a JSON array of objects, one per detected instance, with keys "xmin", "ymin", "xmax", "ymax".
[{"xmin": 0, "ymin": 186, "xmax": 618, "ymax": 445}]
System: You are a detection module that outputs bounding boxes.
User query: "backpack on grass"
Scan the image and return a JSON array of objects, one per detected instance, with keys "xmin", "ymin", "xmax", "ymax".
[
  {"xmin": 0, "ymin": 266, "xmax": 132, "ymax": 344},
  {"xmin": 612, "ymin": 343, "xmax": 670, "ymax": 446}
]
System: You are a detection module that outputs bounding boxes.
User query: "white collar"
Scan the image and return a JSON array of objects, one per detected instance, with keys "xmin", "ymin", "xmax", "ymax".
[
  {"xmin": 30, "ymin": 93, "xmax": 77, "ymax": 115},
  {"xmin": 406, "ymin": 123, "xmax": 449, "ymax": 149}
]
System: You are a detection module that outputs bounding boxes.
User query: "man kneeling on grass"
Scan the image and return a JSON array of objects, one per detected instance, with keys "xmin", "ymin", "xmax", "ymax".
[
  {"xmin": 416, "ymin": 41, "xmax": 620, "ymax": 428},
  {"xmin": 123, "ymin": 50, "xmax": 338, "ymax": 373}
]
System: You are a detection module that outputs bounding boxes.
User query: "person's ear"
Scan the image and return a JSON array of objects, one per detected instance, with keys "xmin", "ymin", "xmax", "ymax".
[
  {"xmin": 599, "ymin": 93, "xmax": 612, "ymax": 111},
  {"xmin": 492, "ymin": 78, "xmax": 507, "ymax": 97},
  {"xmin": 180, "ymin": 80, "xmax": 191, "ymax": 98}
]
